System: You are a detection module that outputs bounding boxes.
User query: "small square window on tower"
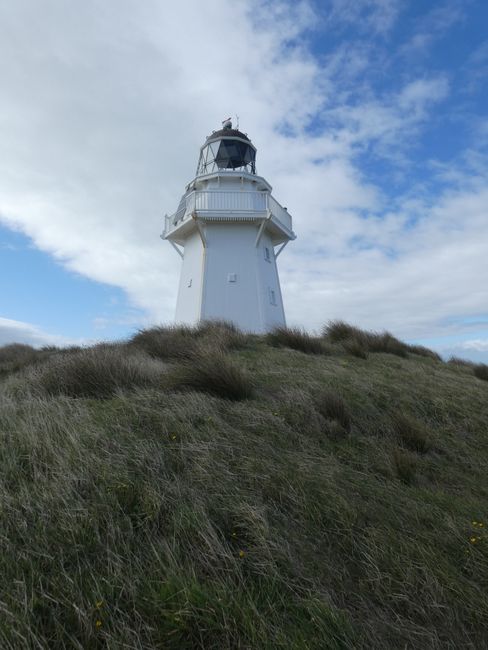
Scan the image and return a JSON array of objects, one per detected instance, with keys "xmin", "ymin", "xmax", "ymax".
[
  {"xmin": 264, "ymin": 246, "xmax": 271, "ymax": 262},
  {"xmin": 228, "ymin": 273, "xmax": 237, "ymax": 283}
]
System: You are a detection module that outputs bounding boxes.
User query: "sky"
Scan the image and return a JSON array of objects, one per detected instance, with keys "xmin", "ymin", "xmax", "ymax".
[{"xmin": 1, "ymin": 0, "xmax": 488, "ymax": 361}]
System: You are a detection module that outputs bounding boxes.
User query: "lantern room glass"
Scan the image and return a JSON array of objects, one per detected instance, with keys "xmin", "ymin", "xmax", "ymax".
[{"xmin": 197, "ymin": 138, "xmax": 256, "ymax": 175}]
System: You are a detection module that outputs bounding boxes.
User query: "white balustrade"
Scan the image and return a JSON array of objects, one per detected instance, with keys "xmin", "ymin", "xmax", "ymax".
[{"xmin": 163, "ymin": 191, "xmax": 292, "ymax": 236}]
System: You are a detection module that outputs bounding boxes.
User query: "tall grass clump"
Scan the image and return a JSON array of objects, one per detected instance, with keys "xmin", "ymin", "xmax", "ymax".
[
  {"xmin": 448, "ymin": 356, "xmax": 475, "ymax": 368},
  {"xmin": 314, "ymin": 389, "xmax": 352, "ymax": 436},
  {"xmin": 131, "ymin": 321, "xmax": 249, "ymax": 361},
  {"xmin": 391, "ymin": 412, "xmax": 431, "ymax": 454},
  {"xmin": 168, "ymin": 350, "xmax": 254, "ymax": 400},
  {"xmin": 0, "ymin": 343, "xmax": 42, "ymax": 375},
  {"xmin": 323, "ymin": 321, "xmax": 364, "ymax": 343},
  {"xmin": 196, "ymin": 319, "xmax": 250, "ymax": 350},
  {"xmin": 325, "ymin": 320, "xmax": 441, "ymax": 361},
  {"xmin": 392, "ymin": 448, "xmax": 418, "ymax": 484},
  {"xmin": 474, "ymin": 363, "xmax": 488, "ymax": 382},
  {"xmin": 342, "ymin": 338, "xmax": 369, "ymax": 359},
  {"xmin": 325, "ymin": 321, "xmax": 407, "ymax": 358},
  {"xmin": 266, "ymin": 327, "xmax": 328, "ymax": 355},
  {"xmin": 130, "ymin": 325, "xmax": 199, "ymax": 360},
  {"xmin": 26, "ymin": 344, "xmax": 164, "ymax": 398},
  {"xmin": 407, "ymin": 344, "xmax": 442, "ymax": 361}
]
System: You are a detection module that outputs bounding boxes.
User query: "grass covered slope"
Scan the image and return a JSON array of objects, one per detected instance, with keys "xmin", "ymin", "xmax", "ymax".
[{"xmin": 0, "ymin": 322, "xmax": 487, "ymax": 649}]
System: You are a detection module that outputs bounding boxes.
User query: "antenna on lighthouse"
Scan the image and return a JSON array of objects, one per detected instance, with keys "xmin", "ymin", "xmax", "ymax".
[{"xmin": 235, "ymin": 114, "xmax": 240, "ymax": 129}]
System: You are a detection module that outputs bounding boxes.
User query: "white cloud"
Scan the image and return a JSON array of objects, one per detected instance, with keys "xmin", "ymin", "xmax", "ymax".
[
  {"xmin": 400, "ymin": 2, "xmax": 465, "ymax": 56},
  {"xmin": 0, "ymin": 0, "xmax": 487, "ymax": 352},
  {"xmin": 460, "ymin": 339, "xmax": 488, "ymax": 352},
  {"xmin": 0, "ymin": 317, "xmax": 73, "ymax": 348},
  {"xmin": 326, "ymin": 0, "xmax": 402, "ymax": 34}
]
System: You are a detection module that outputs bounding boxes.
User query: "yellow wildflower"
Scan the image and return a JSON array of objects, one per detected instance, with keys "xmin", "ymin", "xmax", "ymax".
[
  {"xmin": 239, "ymin": 549, "xmax": 245, "ymax": 558},
  {"xmin": 95, "ymin": 620, "xmax": 102, "ymax": 628}
]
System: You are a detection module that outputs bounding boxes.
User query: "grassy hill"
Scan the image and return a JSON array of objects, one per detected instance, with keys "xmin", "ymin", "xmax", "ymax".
[{"xmin": 0, "ymin": 322, "xmax": 487, "ymax": 649}]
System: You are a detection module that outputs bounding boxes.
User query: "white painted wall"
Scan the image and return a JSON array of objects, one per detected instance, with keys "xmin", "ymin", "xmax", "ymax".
[
  {"xmin": 258, "ymin": 231, "xmax": 286, "ymax": 330},
  {"xmin": 170, "ymin": 170, "xmax": 293, "ymax": 332},
  {"xmin": 174, "ymin": 229, "xmax": 204, "ymax": 325},
  {"xmin": 174, "ymin": 222, "xmax": 286, "ymax": 333}
]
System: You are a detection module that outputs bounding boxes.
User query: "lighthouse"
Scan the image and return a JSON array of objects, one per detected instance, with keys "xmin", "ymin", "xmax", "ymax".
[{"xmin": 162, "ymin": 119, "xmax": 295, "ymax": 333}]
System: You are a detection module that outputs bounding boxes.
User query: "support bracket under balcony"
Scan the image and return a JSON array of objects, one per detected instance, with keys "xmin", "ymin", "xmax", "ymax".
[
  {"xmin": 255, "ymin": 212, "xmax": 272, "ymax": 247},
  {"xmin": 192, "ymin": 213, "xmax": 207, "ymax": 248},
  {"xmin": 168, "ymin": 240, "xmax": 184, "ymax": 258},
  {"xmin": 275, "ymin": 241, "xmax": 289, "ymax": 258}
]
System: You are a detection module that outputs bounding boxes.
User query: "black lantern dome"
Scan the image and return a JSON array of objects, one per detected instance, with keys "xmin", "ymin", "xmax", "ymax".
[{"xmin": 196, "ymin": 120, "xmax": 256, "ymax": 175}]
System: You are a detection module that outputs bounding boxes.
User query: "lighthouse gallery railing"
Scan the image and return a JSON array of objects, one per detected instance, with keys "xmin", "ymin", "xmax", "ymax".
[{"xmin": 164, "ymin": 191, "xmax": 292, "ymax": 236}]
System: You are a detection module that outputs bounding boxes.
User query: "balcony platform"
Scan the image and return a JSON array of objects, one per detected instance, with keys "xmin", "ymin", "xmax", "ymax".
[{"xmin": 162, "ymin": 190, "xmax": 295, "ymax": 246}]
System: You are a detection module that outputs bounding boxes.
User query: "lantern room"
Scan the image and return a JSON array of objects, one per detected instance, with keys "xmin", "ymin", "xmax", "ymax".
[{"xmin": 196, "ymin": 119, "xmax": 256, "ymax": 175}]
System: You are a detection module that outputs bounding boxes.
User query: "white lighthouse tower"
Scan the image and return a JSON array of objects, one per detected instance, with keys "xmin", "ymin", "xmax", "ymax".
[{"xmin": 162, "ymin": 119, "xmax": 295, "ymax": 333}]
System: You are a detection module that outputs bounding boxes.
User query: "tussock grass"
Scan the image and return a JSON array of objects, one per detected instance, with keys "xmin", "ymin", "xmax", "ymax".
[
  {"xmin": 130, "ymin": 324, "xmax": 199, "ymax": 359},
  {"xmin": 324, "ymin": 320, "xmax": 441, "ymax": 360},
  {"xmin": 342, "ymin": 337, "xmax": 369, "ymax": 359},
  {"xmin": 474, "ymin": 363, "xmax": 488, "ymax": 382},
  {"xmin": 167, "ymin": 350, "xmax": 254, "ymax": 400},
  {"xmin": 267, "ymin": 326, "xmax": 328, "ymax": 355},
  {"xmin": 196, "ymin": 319, "xmax": 250, "ymax": 350},
  {"xmin": 324, "ymin": 320, "xmax": 363, "ymax": 343},
  {"xmin": 391, "ymin": 412, "xmax": 431, "ymax": 453},
  {"xmin": 408, "ymin": 344, "xmax": 442, "ymax": 361},
  {"xmin": 0, "ymin": 342, "xmax": 44, "ymax": 376},
  {"xmin": 314, "ymin": 389, "xmax": 352, "ymax": 433},
  {"xmin": 392, "ymin": 448, "xmax": 418, "ymax": 484},
  {"xmin": 448, "ymin": 356, "xmax": 475, "ymax": 368},
  {"xmin": 131, "ymin": 321, "xmax": 250, "ymax": 361},
  {"xmin": 324, "ymin": 321, "xmax": 408, "ymax": 357},
  {"xmin": 0, "ymin": 323, "xmax": 488, "ymax": 648},
  {"xmin": 22, "ymin": 344, "xmax": 165, "ymax": 399}
]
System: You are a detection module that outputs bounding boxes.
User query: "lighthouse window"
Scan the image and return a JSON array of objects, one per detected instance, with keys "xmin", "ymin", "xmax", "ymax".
[
  {"xmin": 264, "ymin": 246, "xmax": 271, "ymax": 262},
  {"xmin": 269, "ymin": 288, "xmax": 277, "ymax": 305}
]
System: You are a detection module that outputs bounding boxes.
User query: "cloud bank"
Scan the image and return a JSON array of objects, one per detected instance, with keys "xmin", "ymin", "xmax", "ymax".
[{"xmin": 1, "ymin": 0, "xmax": 487, "ymax": 356}]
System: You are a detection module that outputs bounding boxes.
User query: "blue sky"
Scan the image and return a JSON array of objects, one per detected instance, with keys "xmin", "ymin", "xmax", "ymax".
[{"xmin": 1, "ymin": 0, "xmax": 487, "ymax": 361}]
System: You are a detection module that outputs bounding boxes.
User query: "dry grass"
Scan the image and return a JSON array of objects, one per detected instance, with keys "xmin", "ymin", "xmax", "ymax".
[
  {"xmin": 131, "ymin": 321, "xmax": 250, "ymax": 362},
  {"xmin": 324, "ymin": 320, "xmax": 364, "ymax": 343},
  {"xmin": 22, "ymin": 344, "xmax": 165, "ymax": 399},
  {"xmin": 342, "ymin": 337, "xmax": 369, "ymax": 359},
  {"xmin": 474, "ymin": 363, "xmax": 488, "ymax": 382},
  {"xmin": 267, "ymin": 326, "xmax": 328, "ymax": 355},
  {"xmin": 167, "ymin": 350, "xmax": 254, "ymax": 400},
  {"xmin": 391, "ymin": 412, "xmax": 431, "ymax": 454},
  {"xmin": 448, "ymin": 356, "xmax": 475, "ymax": 368},
  {"xmin": 407, "ymin": 344, "xmax": 442, "ymax": 361},
  {"xmin": 324, "ymin": 320, "xmax": 441, "ymax": 360},
  {"xmin": 196, "ymin": 319, "xmax": 250, "ymax": 350},
  {"xmin": 392, "ymin": 448, "xmax": 418, "ymax": 484},
  {"xmin": 130, "ymin": 325, "xmax": 200, "ymax": 360},
  {"xmin": 314, "ymin": 389, "xmax": 352, "ymax": 434},
  {"xmin": 0, "ymin": 343, "xmax": 43, "ymax": 376}
]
